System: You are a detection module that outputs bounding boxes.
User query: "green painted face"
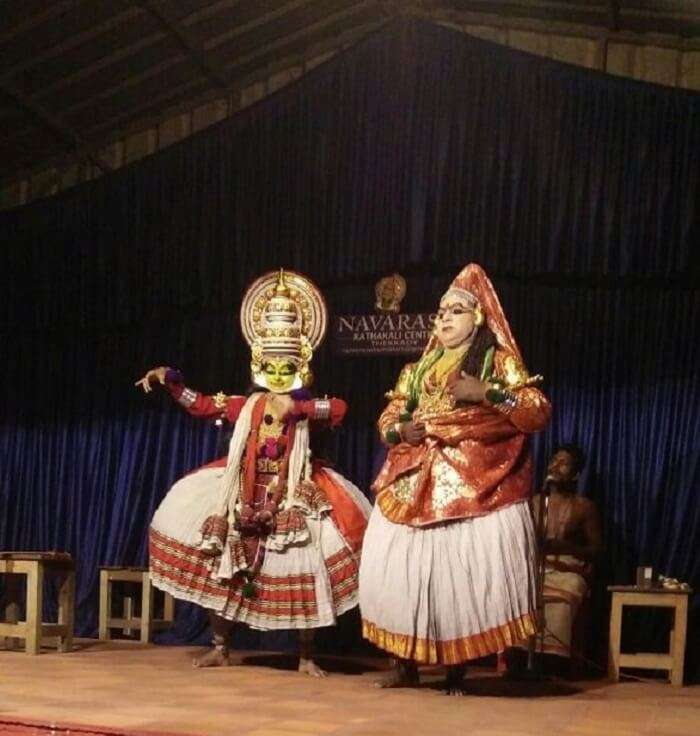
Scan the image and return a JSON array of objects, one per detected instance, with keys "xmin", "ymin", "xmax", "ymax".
[{"xmin": 263, "ymin": 359, "xmax": 298, "ymax": 393}]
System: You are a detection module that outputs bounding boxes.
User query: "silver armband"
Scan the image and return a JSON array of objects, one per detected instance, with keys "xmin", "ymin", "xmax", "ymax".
[
  {"xmin": 495, "ymin": 389, "xmax": 518, "ymax": 415},
  {"xmin": 178, "ymin": 387, "xmax": 198, "ymax": 408},
  {"xmin": 314, "ymin": 398, "xmax": 331, "ymax": 421}
]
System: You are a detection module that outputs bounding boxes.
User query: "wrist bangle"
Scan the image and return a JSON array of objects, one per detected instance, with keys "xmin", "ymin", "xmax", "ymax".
[
  {"xmin": 314, "ymin": 398, "xmax": 331, "ymax": 421},
  {"xmin": 178, "ymin": 387, "xmax": 197, "ymax": 408},
  {"xmin": 486, "ymin": 386, "xmax": 518, "ymax": 413},
  {"xmin": 485, "ymin": 386, "xmax": 506, "ymax": 404}
]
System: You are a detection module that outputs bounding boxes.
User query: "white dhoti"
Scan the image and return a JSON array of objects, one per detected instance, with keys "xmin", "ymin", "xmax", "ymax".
[
  {"xmin": 359, "ymin": 499, "xmax": 537, "ymax": 664},
  {"xmin": 536, "ymin": 556, "xmax": 589, "ymax": 657}
]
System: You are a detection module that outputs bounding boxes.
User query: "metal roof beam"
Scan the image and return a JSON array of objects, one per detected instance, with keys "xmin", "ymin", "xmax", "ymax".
[
  {"xmin": 0, "ymin": 6, "xmax": 147, "ymax": 84},
  {"xmin": 608, "ymin": 0, "xmax": 621, "ymax": 30},
  {"xmin": 200, "ymin": 0, "xmax": 324, "ymax": 50},
  {"xmin": 0, "ymin": 0, "xmax": 93, "ymax": 46},
  {"xmin": 0, "ymin": 0, "xmax": 321, "ymax": 136},
  {"xmin": 59, "ymin": 54, "xmax": 195, "ymax": 122},
  {"xmin": 81, "ymin": 9, "xmax": 381, "ymax": 139},
  {"xmin": 0, "ymin": 80, "xmax": 112, "ymax": 174},
  {"xmin": 7, "ymin": 1, "xmax": 373, "ymax": 134},
  {"xmin": 135, "ymin": 0, "xmax": 231, "ymax": 89},
  {"xmin": 215, "ymin": 2, "xmax": 377, "ymax": 73},
  {"xmin": 0, "ymin": 14, "xmax": 383, "ymax": 189}
]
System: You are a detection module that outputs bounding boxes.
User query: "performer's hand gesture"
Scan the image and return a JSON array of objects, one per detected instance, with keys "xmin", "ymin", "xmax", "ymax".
[
  {"xmin": 448, "ymin": 372, "xmax": 487, "ymax": 404},
  {"xmin": 135, "ymin": 366, "xmax": 168, "ymax": 393},
  {"xmin": 268, "ymin": 392, "xmax": 294, "ymax": 417},
  {"xmin": 399, "ymin": 420, "xmax": 426, "ymax": 446}
]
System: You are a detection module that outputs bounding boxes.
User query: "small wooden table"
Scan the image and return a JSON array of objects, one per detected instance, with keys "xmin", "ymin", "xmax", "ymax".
[
  {"xmin": 608, "ymin": 584, "xmax": 692, "ymax": 687},
  {"xmin": 0, "ymin": 551, "xmax": 75, "ymax": 655},
  {"xmin": 99, "ymin": 567, "xmax": 174, "ymax": 643}
]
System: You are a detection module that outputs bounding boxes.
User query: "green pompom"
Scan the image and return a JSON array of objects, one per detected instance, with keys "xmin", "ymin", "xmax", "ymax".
[
  {"xmin": 385, "ymin": 428, "xmax": 401, "ymax": 445},
  {"xmin": 485, "ymin": 386, "xmax": 506, "ymax": 405},
  {"xmin": 242, "ymin": 580, "xmax": 256, "ymax": 598}
]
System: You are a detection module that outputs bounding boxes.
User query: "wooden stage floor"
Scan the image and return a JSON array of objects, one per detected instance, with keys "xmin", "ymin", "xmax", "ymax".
[{"xmin": 0, "ymin": 640, "xmax": 697, "ymax": 736}]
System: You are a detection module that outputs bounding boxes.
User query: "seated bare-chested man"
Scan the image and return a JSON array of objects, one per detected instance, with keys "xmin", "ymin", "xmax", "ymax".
[{"xmin": 531, "ymin": 443, "xmax": 602, "ymax": 660}]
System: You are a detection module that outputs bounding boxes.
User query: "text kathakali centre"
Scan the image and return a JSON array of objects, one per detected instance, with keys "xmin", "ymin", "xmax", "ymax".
[{"xmin": 333, "ymin": 312, "xmax": 436, "ymax": 355}]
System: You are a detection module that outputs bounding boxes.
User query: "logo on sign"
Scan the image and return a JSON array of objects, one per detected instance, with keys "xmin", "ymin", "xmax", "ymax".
[{"xmin": 334, "ymin": 274, "xmax": 434, "ymax": 355}]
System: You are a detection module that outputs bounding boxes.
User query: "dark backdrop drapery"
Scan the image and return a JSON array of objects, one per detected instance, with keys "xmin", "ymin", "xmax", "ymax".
[{"xmin": 1, "ymin": 18, "xmax": 698, "ymax": 674}]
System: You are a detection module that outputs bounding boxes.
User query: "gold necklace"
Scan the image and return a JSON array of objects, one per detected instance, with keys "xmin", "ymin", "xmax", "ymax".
[{"xmin": 419, "ymin": 349, "xmax": 466, "ymax": 413}]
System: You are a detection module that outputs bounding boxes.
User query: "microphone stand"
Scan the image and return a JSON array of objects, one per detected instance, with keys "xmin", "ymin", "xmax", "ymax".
[
  {"xmin": 529, "ymin": 476, "xmax": 552, "ymax": 675},
  {"xmin": 508, "ymin": 477, "xmax": 552, "ymax": 681}
]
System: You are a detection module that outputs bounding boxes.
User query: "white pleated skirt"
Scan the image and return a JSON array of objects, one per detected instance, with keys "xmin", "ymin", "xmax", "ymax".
[
  {"xmin": 359, "ymin": 500, "xmax": 537, "ymax": 664},
  {"xmin": 149, "ymin": 466, "xmax": 365, "ymax": 630}
]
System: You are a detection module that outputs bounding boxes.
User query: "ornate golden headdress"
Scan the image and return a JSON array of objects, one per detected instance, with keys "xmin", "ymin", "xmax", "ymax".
[
  {"xmin": 421, "ymin": 263, "xmax": 520, "ymax": 361},
  {"xmin": 442, "ymin": 264, "xmax": 520, "ymax": 359},
  {"xmin": 423, "ymin": 264, "xmax": 541, "ymax": 390},
  {"xmin": 240, "ymin": 269, "xmax": 327, "ymax": 389}
]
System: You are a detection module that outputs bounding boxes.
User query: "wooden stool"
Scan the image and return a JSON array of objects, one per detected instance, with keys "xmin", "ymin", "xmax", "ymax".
[
  {"xmin": 0, "ymin": 551, "xmax": 75, "ymax": 655},
  {"xmin": 99, "ymin": 567, "xmax": 174, "ymax": 643},
  {"xmin": 608, "ymin": 584, "xmax": 692, "ymax": 687}
]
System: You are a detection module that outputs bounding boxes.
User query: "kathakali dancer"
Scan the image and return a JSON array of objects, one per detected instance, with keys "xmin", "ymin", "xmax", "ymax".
[
  {"xmin": 359, "ymin": 263, "xmax": 551, "ymax": 694},
  {"xmin": 137, "ymin": 270, "xmax": 370, "ymax": 674}
]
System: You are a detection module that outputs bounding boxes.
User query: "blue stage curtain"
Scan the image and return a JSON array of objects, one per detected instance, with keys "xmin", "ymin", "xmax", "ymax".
[{"xmin": 1, "ymin": 19, "xmax": 698, "ymax": 675}]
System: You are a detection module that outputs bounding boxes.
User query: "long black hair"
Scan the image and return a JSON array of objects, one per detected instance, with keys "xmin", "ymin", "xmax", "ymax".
[{"xmin": 460, "ymin": 324, "xmax": 497, "ymax": 378}]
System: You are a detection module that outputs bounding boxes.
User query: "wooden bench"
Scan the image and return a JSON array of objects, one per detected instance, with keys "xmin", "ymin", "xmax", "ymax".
[
  {"xmin": 608, "ymin": 584, "xmax": 692, "ymax": 687},
  {"xmin": 98, "ymin": 567, "xmax": 174, "ymax": 643},
  {"xmin": 0, "ymin": 551, "xmax": 75, "ymax": 655}
]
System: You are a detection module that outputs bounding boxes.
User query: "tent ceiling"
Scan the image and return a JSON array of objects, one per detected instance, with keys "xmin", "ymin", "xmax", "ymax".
[{"xmin": 1, "ymin": 0, "xmax": 698, "ymax": 187}]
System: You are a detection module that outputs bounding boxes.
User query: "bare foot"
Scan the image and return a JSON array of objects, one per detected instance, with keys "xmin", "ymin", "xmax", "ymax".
[
  {"xmin": 299, "ymin": 657, "xmax": 327, "ymax": 677},
  {"xmin": 373, "ymin": 664, "xmax": 419, "ymax": 689},
  {"xmin": 192, "ymin": 647, "xmax": 231, "ymax": 668},
  {"xmin": 445, "ymin": 684, "xmax": 468, "ymax": 696},
  {"xmin": 444, "ymin": 665, "xmax": 467, "ymax": 695}
]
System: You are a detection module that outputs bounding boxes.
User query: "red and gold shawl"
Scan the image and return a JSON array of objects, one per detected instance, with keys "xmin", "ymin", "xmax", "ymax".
[{"xmin": 372, "ymin": 264, "xmax": 551, "ymax": 527}]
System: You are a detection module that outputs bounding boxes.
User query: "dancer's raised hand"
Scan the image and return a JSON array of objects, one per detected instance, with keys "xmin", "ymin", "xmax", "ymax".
[{"xmin": 135, "ymin": 366, "xmax": 168, "ymax": 393}]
